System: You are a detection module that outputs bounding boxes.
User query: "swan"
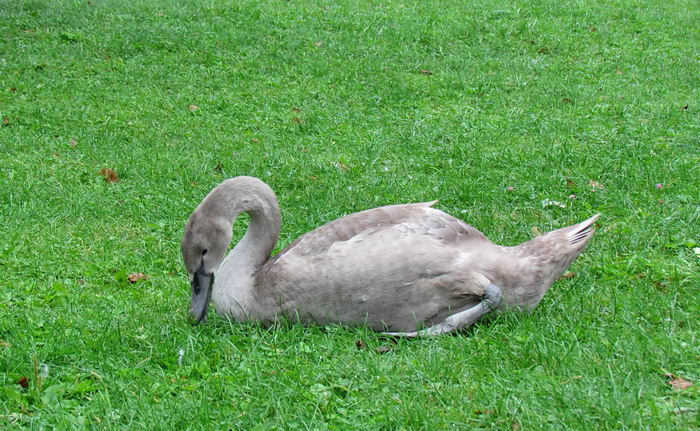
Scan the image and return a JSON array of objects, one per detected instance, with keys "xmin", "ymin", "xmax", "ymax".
[{"xmin": 181, "ymin": 176, "xmax": 599, "ymax": 336}]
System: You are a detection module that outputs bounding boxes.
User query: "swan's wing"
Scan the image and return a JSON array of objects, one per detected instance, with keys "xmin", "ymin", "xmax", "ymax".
[
  {"xmin": 267, "ymin": 202, "xmax": 486, "ymax": 263},
  {"xmin": 254, "ymin": 203, "xmax": 494, "ymax": 331}
]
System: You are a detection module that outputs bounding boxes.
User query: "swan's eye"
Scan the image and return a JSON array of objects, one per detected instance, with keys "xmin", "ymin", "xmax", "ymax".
[{"xmin": 202, "ymin": 248, "xmax": 208, "ymax": 256}]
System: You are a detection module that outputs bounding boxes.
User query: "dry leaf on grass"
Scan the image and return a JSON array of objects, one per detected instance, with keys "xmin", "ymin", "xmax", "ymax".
[
  {"xmin": 188, "ymin": 104, "xmax": 199, "ymax": 111},
  {"xmin": 419, "ymin": 69, "xmax": 433, "ymax": 75},
  {"xmin": 291, "ymin": 107, "xmax": 301, "ymax": 113},
  {"xmin": 541, "ymin": 199, "xmax": 566, "ymax": 208},
  {"xmin": 69, "ymin": 139, "xmax": 78, "ymax": 147},
  {"xmin": 562, "ymin": 272, "xmax": 576, "ymax": 278},
  {"xmin": 355, "ymin": 340, "xmax": 366, "ymax": 349},
  {"xmin": 291, "ymin": 117, "xmax": 304, "ymax": 124},
  {"xmin": 666, "ymin": 375, "xmax": 693, "ymax": 391},
  {"xmin": 376, "ymin": 345, "xmax": 392, "ymax": 354},
  {"xmin": 99, "ymin": 168, "xmax": 119, "ymax": 183},
  {"xmin": 672, "ymin": 407, "xmax": 696, "ymax": 415},
  {"xmin": 127, "ymin": 273, "xmax": 149, "ymax": 284},
  {"xmin": 17, "ymin": 376, "xmax": 28, "ymax": 388},
  {"xmin": 589, "ymin": 180, "xmax": 604, "ymax": 191},
  {"xmin": 2, "ymin": 117, "xmax": 9, "ymax": 126}
]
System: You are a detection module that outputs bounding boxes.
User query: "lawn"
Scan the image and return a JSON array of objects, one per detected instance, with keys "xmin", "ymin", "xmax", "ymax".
[{"xmin": 1, "ymin": 0, "xmax": 698, "ymax": 428}]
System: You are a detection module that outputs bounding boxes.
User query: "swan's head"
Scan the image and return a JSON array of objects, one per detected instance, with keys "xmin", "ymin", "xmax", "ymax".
[{"xmin": 181, "ymin": 212, "xmax": 232, "ymax": 323}]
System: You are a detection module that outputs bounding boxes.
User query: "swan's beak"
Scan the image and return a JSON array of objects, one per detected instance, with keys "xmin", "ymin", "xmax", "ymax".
[{"xmin": 190, "ymin": 265, "xmax": 214, "ymax": 324}]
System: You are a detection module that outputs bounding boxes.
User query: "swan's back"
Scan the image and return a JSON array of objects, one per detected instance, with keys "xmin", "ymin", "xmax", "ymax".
[{"xmin": 253, "ymin": 203, "xmax": 493, "ymax": 331}]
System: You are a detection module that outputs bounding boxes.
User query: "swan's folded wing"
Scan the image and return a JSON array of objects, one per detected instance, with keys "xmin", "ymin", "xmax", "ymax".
[
  {"xmin": 266, "ymin": 203, "xmax": 487, "ymax": 265},
  {"xmin": 254, "ymin": 204, "xmax": 494, "ymax": 331}
]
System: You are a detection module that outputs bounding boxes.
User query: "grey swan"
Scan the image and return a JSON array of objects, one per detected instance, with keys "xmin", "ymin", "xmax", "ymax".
[{"xmin": 181, "ymin": 176, "xmax": 599, "ymax": 336}]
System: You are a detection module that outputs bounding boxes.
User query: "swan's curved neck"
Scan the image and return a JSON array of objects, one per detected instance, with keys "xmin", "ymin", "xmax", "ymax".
[{"xmin": 203, "ymin": 177, "xmax": 281, "ymax": 271}]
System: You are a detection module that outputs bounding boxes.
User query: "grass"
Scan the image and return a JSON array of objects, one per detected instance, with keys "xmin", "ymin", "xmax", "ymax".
[{"xmin": 1, "ymin": 0, "xmax": 698, "ymax": 428}]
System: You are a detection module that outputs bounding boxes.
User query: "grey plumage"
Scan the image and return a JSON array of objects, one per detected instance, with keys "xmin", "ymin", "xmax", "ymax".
[{"xmin": 182, "ymin": 176, "xmax": 599, "ymax": 334}]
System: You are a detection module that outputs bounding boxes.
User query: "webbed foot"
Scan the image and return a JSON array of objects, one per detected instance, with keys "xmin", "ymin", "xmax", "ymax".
[{"xmin": 382, "ymin": 283, "xmax": 503, "ymax": 337}]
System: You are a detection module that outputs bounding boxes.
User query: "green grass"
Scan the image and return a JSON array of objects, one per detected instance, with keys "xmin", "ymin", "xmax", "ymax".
[{"xmin": 1, "ymin": 0, "xmax": 698, "ymax": 428}]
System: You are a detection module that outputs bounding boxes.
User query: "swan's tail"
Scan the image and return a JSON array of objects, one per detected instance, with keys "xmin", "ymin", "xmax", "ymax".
[
  {"xmin": 566, "ymin": 213, "xmax": 600, "ymax": 246},
  {"xmin": 516, "ymin": 213, "xmax": 600, "ymax": 281}
]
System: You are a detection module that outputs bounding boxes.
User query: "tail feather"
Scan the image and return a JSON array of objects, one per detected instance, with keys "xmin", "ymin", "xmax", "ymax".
[{"xmin": 567, "ymin": 213, "xmax": 600, "ymax": 245}]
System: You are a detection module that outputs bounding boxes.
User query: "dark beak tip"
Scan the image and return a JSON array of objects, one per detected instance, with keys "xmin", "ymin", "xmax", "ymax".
[
  {"xmin": 188, "ymin": 308, "xmax": 208, "ymax": 325},
  {"xmin": 195, "ymin": 309, "xmax": 208, "ymax": 323},
  {"xmin": 189, "ymin": 270, "xmax": 213, "ymax": 324}
]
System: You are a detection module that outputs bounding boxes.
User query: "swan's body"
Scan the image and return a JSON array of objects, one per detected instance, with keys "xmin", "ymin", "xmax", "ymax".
[{"xmin": 182, "ymin": 176, "xmax": 599, "ymax": 335}]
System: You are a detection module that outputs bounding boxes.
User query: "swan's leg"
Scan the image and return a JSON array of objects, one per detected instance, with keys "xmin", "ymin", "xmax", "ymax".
[{"xmin": 381, "ymin": 283, "xmax": 503, "ymax": 337}]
